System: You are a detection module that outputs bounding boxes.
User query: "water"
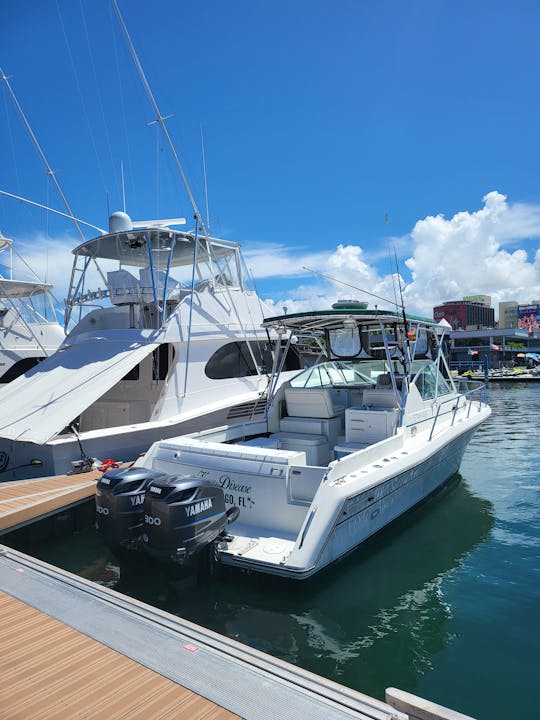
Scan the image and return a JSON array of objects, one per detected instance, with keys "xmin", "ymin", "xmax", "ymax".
[{"xmin": 6, "ymin": 383, "xmax": 540, "ymax": 720}]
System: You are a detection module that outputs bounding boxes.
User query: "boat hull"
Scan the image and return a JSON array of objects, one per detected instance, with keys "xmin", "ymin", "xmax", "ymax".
[
  {"xmin": 0, "ymin": 398, "xmax": 265, "ymax": 482},
  {"xmin": 219, "ymin": 419, "xmax": 483, "ymax": 580}
]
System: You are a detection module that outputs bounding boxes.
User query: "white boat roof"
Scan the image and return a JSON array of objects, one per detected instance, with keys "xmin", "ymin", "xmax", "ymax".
[
  {"xmin": 0, "ymin": 278, "xmax": 53, "ymax": 298},
  {"xmin": 263, "ymin": 308, "xmax": 436, "ymax": 332},
  {"xmin": 72, "ymin": 227, "xmax": 240, "ymax": 268},
  {"xmin": 0, "ymin": 337, "xmax": 158, "ymax": 444}
]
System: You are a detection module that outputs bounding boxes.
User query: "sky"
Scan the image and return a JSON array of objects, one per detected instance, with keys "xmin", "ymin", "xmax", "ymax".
[{"xmin": 1, "ymin": 0, "xmax": 540, "ymax": 319}]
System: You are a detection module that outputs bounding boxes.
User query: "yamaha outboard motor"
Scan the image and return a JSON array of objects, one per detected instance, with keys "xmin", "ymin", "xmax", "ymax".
[
  {"xmin": 142, "ymin": 475, "xmax": 239, "ymax": 563},
  {"xmin": 95, "ymin": 467, "xmax": 169, "ymax": 549}
]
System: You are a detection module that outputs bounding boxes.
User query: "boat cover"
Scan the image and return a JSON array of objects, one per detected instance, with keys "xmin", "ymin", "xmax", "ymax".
[{"xmin": 0, "ymin": 338, "xmax": 158, "ymax": 444}]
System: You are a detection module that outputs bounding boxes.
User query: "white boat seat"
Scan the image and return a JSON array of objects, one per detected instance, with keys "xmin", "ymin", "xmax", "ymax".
[
  {"xmin": 107, "ymin": 270, "xmax": 141, "ymax": 305},
  {"xmin": 279, "ymin": 415, "xmax": 342, "ymax": 445},
  {"xmin": 272, "ymin": 432, "xmax": 329, "ymax": 466},
  {"xmin": 284, "ymin": 387, "xmax": 345, "ymax": 419},
  {"xmin": 362, "ymin": 388, "xmax": 398, "ymax": 408}
]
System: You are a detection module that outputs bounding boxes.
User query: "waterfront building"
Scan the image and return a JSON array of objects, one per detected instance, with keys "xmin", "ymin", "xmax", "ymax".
[
  {"xmin": 433, "ymin": 297, "xmax": 495, "ymax": 330},
  {"xmin": 448, "ymin": 327, "xmax": 540, "ymax": 370},
  {"xmin": 498, "ymin": 300, "xmax": 519, "ymax": 329}
]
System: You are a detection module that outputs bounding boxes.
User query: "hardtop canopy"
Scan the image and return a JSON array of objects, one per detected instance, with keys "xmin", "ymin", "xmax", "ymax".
[
  {"xmin": 71, "ymin": 227, "xmax": 240, "ymax": 268},
  {"xmin": 263, "ymin": 307, "xmax": 436, "ymax": 333}
]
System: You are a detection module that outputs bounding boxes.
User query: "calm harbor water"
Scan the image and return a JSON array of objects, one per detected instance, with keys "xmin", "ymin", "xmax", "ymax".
[{"xmin": 7, "ymin": 383, "xmax": 539, "ymax": 719}]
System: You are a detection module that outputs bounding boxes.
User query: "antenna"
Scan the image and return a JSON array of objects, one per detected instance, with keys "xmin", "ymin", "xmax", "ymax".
[
  {"xmin": 1, "ymin": 67, "xmax": 86, "ymax": 242},
  {"xmin": 200, "ymin": 124, "xmax": 211, "ymax": 232},
  {"xmin": 120, "ymin": 159, "xmax": 126, "ymax": 212},
  {"xmin": 111, "ymin": 0, "xmax": 208, "ymax": 237}
]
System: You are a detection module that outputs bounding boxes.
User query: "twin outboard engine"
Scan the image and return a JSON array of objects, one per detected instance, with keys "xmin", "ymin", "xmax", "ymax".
[
  {"xmin": 95, "ymin": 467, "xmax": 168, "ymax": 549},
  {"xmin": 142, "ymin": 475, "xmax": 239, "ymax": 563},
  {"xmin": 95, "ymin": 466, "xmax": 239, "ymax": 562}
]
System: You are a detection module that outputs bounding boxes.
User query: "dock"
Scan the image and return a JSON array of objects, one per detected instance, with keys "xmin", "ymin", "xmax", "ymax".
[
  {"xmin": 0, "ymin": 479, "xmax": 477, "ymax": 720},
  {"xmin": 0, "ymin": 545, "xmax": 407, "ymax": 720},
  {"xmin": 0, "ymin": 470, "xmax": 101, "ymax": 535}
]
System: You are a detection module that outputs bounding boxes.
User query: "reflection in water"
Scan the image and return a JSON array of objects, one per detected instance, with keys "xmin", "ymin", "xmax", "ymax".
[{"xmin": 15, "ymin": 475, "xmax": 494, "ymax": 701}]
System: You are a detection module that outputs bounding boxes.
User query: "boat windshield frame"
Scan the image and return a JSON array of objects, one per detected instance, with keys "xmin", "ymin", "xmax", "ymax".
[{"xmin": 264, "ymin": 308, "xmax": 457, "ymax": 410}]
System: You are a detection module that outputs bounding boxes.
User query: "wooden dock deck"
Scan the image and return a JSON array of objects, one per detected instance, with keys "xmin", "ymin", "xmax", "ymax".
[
  {"xmin": 0, "ymin": 471, "xmax": 101, "ymax": 535},
  {"xmin": 0, "ymin": 591, "xmax": 240, "ymax": 719},
  {"xmin": 0, "ymin": 545, "xmax": 407, "ymax": 720}
]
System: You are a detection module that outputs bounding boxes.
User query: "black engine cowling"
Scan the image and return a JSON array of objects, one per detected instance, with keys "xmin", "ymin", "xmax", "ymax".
[
  {"xmin": 95, "ymin": 467, "xmax": 169, "ymax": 549},
  {"xmin": 142, "ymin": 474, "xmax": 239, "ymax": 562}
]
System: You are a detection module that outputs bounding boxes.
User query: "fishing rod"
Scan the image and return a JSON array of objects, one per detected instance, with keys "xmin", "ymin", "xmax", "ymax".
[
  {"xmin": 302, "ymin": 265, "xmax": 402, "ymax": 310},
  {"xmin": 393, "ymin": 247, "xmax": 412, "ymax": 371}
]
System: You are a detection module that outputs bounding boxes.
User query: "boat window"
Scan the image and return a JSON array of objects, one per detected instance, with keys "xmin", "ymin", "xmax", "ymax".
[
  {"xmin": 121, "ymin": 364, "xmax": 140, "ymax": 381},
  {"xmin": 412, "ymin": 362, "xmax": 452, "ymax": 399},
  {"xmin": 153, "ymin": 343, "xmax": 170, "ymax": 381},
  {"xmin": 205, "ymin": 341, "xmax": 302, "ymax": 379},
  {"xmin": 328, "ymin": 328, "xmax": 361, "ymax": 357},
  {"xmin": 0, "ymin": 357, "xmax": 43, "ymax": 383}
]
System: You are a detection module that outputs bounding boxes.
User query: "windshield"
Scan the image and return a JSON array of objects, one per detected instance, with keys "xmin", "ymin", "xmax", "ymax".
[
  {"xmin": 411, "ymin": 360, "xmax": 453, "ymax": 399},
  {"xmin": 289, "ymin": 360, "xmax": 387, "ymax": 389}
]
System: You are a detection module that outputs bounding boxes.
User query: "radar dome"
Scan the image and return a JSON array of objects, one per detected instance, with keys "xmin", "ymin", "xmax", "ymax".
[{"xmin": 109, "ymin": 212, "xmax": 133, "ymax": 233}]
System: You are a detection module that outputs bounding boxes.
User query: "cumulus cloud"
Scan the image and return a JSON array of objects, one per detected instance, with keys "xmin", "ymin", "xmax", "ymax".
[
  {"xmin": 5, "ymin": 192, "xmax": 540, "ymax": 324},
  {"xmin": 403, "ymin": 191, "xmax": 540, "ymax": 316},
  {"xmin": 261, "ymin": 191, "xmax": 540, "ymax": 319}
]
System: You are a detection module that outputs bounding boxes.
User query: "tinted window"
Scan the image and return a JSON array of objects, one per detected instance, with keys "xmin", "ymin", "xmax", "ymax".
[
  {"xmin": 205, "ymin": 341, "xmax": 302, "ymax": 380},
  {"xmin": 0, "ymin": 357, "xmax": 43, "ymax": 383}
]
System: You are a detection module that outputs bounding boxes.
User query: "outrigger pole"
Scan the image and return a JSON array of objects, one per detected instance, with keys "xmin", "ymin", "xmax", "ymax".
[
  {"xmin": 1, "ymin": 67, "xmax": 86, "ymax": 243},
  {"xmin": 111, "ymin": 0, "xmax": 208, "ymax": 238}
]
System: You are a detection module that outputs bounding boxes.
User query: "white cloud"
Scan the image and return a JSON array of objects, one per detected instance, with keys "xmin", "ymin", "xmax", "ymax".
[
  {"xmin": 6, "ymin": 192, "xmax": 540, "ymax": 324},
  {"xmin": 261, "ymin": 192, "xmax": 540, "ymax": 319},
  {"xmin": 404, "ymin": 191, "xmax": 540, "ymax": 316}
]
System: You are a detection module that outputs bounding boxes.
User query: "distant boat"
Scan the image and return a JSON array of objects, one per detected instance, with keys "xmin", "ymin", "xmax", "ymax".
[
  {"xmin": 0, "ymin": 212, "xmax": 302, "ymax": 481},
  {"xmin": 0, "ymin": 231, "xmax": 64, "ymax": 384},
  {"xmin": 96, "ymin": 306, "xmax": 491, "ymax": 579}
]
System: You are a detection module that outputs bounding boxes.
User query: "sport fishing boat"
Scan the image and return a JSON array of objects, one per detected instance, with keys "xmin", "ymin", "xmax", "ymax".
[
  {"xmin": 0, "ymin": 212, "xmax": 302, "ymax": 481},
  {"xmin": 96, "ymin": 305, "xmax": 491, "ymax": 579},
  {"xmin": 0, "ymin": 231, "xmax": 64, "ymax": 384}
]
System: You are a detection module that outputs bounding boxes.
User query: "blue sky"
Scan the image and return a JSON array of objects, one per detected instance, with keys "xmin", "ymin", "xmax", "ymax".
[{"xmin": 1, "ymin": 0, "xmax": 540, "ymax": 317}]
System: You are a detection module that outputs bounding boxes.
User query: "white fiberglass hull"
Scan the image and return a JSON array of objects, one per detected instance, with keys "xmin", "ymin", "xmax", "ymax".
[
  {"xmin": 219, "ymin": 413, "xmax": 486, "ymax": 580},
  {"xmin": 0, "ymin": 398, "xmax": 265, "ymax": 482}
]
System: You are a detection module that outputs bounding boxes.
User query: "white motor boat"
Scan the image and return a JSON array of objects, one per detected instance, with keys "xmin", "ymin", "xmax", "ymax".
[
  {"xmin": 0, "ymin": 212, "xmax": 302, "ymax": 481},
  {"xmin": 0, "ymin": 232, "xmax": 64, "ymax": 384},
  {"xmin": 97, "ymin": 306, "xmax": 491, "ymax": 579}
]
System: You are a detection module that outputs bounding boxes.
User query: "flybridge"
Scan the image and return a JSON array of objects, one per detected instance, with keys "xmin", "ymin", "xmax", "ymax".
[{"xmin": 64, "ymin": 211, "xmax": 248, "ymax": 330}]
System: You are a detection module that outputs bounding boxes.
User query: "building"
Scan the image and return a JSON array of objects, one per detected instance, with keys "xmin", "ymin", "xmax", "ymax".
[
  {"xmin": 433, "ymin": 297, "xmax": 495, "ymax": 330},
  {"xmin": 448, "ymin": 328, "xmax": 540, "ymax": 370},
  {"xmin": 498, "ymin": 301, "xmax": 519, "ymax": 329}
]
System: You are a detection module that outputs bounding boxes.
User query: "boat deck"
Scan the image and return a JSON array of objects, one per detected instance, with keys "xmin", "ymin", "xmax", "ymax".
[
  {"xmin": 0, "ymin": 545, "xmax": 405, "ymax": 720},
  {"xmin": 0, "ymin": 470, "xmax": 103, "ymax": 535}
]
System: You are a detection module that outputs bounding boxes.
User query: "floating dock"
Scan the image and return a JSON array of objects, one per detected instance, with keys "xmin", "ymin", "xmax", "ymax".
[
  {"xmin": 0, "ymin": 545, "xmax": 407, "ymax": 720},
  {"xmin": 0, "ymin": 470, "xmax": 100, "ymax": 535},
  {"xmin": 0, "ymin": 478, "xmax": 477, "ymax": 720}
]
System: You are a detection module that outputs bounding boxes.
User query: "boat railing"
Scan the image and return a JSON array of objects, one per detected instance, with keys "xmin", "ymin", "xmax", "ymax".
[{"xmin": 428, "ymin": 380, "xmax": 487, "ymax": 441}]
